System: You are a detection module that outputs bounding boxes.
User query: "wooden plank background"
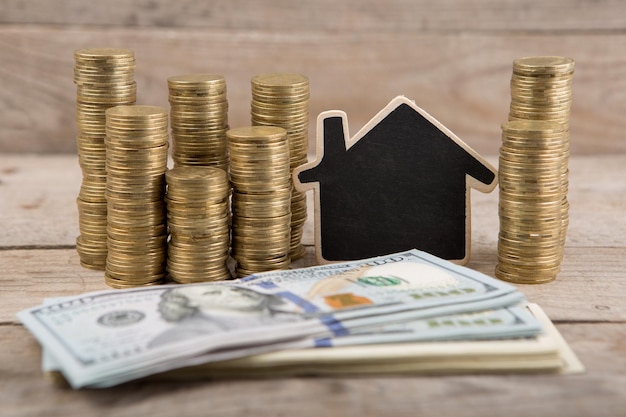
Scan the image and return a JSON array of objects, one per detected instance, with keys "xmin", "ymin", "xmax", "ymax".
[
  {"xmin": 0, "ymin": 0, "xmax": 625, "ymax": 154},
  {"xmin": 1, "ymin": 153, "xmax": 625, "ymax": 324}
]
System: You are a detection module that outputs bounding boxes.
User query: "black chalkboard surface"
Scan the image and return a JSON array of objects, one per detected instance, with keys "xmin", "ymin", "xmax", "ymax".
[{"xmin": 294, "ymin": 96, "xmax": 497, "ymax": 265}]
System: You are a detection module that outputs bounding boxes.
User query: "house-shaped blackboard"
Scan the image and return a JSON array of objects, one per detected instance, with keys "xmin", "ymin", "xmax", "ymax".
[{"xmin": 293, "ymin": 95, "xmax": 497, "ymax": 265}]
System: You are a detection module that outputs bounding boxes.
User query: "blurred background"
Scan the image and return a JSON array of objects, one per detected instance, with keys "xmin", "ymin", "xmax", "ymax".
[{"xmin": 0, "ymin": 0, "xmax": 623, "ymax": 155}]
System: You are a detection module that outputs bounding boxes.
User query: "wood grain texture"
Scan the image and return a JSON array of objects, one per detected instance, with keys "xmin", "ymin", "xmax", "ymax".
[
  {"xmin": 0, "ymin": 23, "xmax": 625, "ymax": 153},
  {"xmin": 1, "ymin": 0, "xmax": 625, "ymax": 31},
  {"xmin": 1, "ymin": 155, "xmax": 624, "ymax": 324},
  {"xmin": 1, "ymin": 153, "xmax": 625, "ymax": 416},
  {"xmin": 2, "ymin": 154, "xmax": 624, "ymax": 249},
  {"xmin": 1, "ymin": 245, "xmax": 624, "ymax": 325},
  {"xmin": 1, "ymin": 323, "xmax": 624, "ymax": 417},
  {"xmin": 0, "ymin": 155, "xmax": 81, "ymax": 247}
]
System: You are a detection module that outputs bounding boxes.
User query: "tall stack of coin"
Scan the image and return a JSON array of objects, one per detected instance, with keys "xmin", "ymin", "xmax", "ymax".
[
  {"xmin": 227, "ymin": 126, "xmax": 292, "ymax": 277},
  {"xmin": 509, "ymin": 56, "xmax": 575, "ymax": 249},
  {"xmin": 165, "ymin": 166, "xmax": 232, "ymax": 283},
  {"xmin": 250, "ymin": 73, "xmax": 309, "ymax": 260},
  {"xmin": 496, "ymin": 120, "xmax": 569, "ymax": 284},
  {"xmin": 168, "ymin": 74, "xmax": 229, "ymax": 170},
  {"xmin": 74, "ymin": 48, "xmax": 136, "ymax": 269},
  {"xmin": 104, "ymin": 105, "xmax": 169, "ymax": 288}
]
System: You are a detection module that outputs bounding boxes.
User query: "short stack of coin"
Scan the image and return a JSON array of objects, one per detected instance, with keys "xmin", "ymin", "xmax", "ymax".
[
  {"xmin": 74, "ymin": 48, "xmax": 136, "ymax": 269},
  {"xmin": 509, "ymin": 56, "xmax": 574, "ymax": 128},
  {"xmin": 227, "ymin": 126, "xmax": 292, "ymax": 277},
  {"xmin": 165, "ymin": 166, "xmax": 232, "ymax": 283},
  {"xmin": 496, "ymin": 120, "xmax": 569, "ymax": 284},
  {"xmin": 251, "ymin": 73, "xmax": 309, "ymax": 260},
  {"xmin": 509, "ymin": 56, "xmax": 575, "ymax": 249},
  {"xmin": 104, "ymin": 105, "xmax": 169, "ymax": 288},
  {"xmin": 168, "ymin": 74, "xmax": 229, "ymax": 170}
]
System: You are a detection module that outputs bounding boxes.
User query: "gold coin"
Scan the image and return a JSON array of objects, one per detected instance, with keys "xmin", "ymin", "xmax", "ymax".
[
  {"xmin": 106, "ymin": 104, "xmax": 167, "ymax": 117},
  {"xmin": 227, "ymin": 125, "xmax": 287, "ymax": 143},
  {"xmin": 512, "ymin": 56, "xmax": 575, "ymax": 75},
  {"xmin": 168, "ymin": 73, "xmax": 225, "ymax": 86},
  {"xmin": 250, "ymin": 74, "xmax": 310, "ymax": 262},
  {"xmin": 166, "ymin": 165, "xmax": 227, "ymax": 184}
]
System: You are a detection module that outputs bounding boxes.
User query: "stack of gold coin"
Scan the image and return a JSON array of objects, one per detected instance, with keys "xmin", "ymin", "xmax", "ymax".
[
  {"xmin": 165, "ymin": 166, "xmax": 232, "ymax": 283},
  {"xmin": 104, "ymin": 105, "xmax": 169, "ymax": 288},
  {"xmin": 509, "ymin": 56, "xmax": 575, "ymax": 249},
  {"xmin": 496, "ymin": 120, "xmax": 569, "ymax": 284},
  {"xmin": 74, "ymin": 48, "xmax": 136, "ymax": 270},
  {"xmin": 509, "ymin": 56, "xmax": 574, "ymax": 127},
  {"xmin": 168, "ymin": 74, "xmax": 229, "ymax": 170},
  {"xmin": 227, "ymin": 126, "xmax": 292, "ymax": 277},
  {"xmin": 251, "ymin": 73, "xmax": 309, "ymax": 260}
]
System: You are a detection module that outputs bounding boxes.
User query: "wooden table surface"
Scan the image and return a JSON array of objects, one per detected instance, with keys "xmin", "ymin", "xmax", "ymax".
[{"xmin": 1, "ymin": 154, "xmax": 625, "ymax": 417}]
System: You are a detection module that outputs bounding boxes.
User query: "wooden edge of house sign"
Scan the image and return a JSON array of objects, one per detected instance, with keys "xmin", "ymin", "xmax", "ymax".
[{"xmin": 293, "ymin": 95, "xmax": 498, "ymax": 266}]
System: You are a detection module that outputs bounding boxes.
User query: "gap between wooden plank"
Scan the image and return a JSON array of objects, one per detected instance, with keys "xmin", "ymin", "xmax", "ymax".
[{"xmin": 0, "ymin": 245, "xmax": 76, "ymax": 251}]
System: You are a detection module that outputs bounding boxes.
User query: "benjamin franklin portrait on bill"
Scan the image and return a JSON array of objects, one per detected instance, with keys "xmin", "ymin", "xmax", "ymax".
[{"xmin": 149, "ymin": 284, "xmax": 301, "ymax": 347}]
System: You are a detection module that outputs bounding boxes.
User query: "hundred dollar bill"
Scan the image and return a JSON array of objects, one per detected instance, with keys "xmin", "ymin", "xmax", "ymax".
[
  {"xmin": 313, "ymin": 303, "xmax": 542, "ymax": 347},
  {"xmin": 42, "ymin": 303, "xmax": 542, "ymax": 387},
  {"xmin": 18, "ymin": 249, "xmax": 523, "ymax": 388},
  {"xmin": 164, "ymin": 304, "xmax": 583, "ymax": 380}
]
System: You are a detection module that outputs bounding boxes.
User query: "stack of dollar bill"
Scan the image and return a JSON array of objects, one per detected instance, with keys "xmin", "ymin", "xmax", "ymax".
[{"xmin": 17, "ymin": 249, "xmax": 583, "ymax": 389}]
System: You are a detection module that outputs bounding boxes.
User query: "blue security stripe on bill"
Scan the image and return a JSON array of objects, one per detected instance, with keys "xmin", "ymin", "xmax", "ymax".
[
  {"xmin": 251, "ymin": 281, "xmax": 322, "ymax": 314},
  {"xmin": 251, "ymin": 281, "xmax": 350, "ymax": 335}
]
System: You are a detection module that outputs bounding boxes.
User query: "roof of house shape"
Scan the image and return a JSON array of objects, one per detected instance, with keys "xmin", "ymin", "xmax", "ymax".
[{"xmin": 294, "ymin": 95, "xmax": 498, "ymax": 265}]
